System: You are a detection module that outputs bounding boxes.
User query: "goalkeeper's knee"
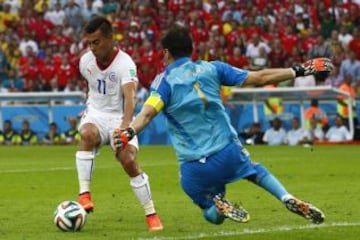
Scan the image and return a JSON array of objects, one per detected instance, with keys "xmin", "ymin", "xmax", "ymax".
[{"xmin": 203, "ymin": 205, "xmax": 225, "ymax": 225}]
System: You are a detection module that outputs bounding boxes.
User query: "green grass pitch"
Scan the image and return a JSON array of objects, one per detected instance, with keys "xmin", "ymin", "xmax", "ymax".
[{"xmin": 0, "ymin": 145, "xmax": 359, "ymax": 240}]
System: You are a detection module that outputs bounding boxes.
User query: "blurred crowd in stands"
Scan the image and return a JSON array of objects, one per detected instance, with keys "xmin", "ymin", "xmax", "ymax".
[
  {"xmin": 0, "ymin": 0, "xmax": 359, "ymax": 94},
  {"xmin": 239, "ymin": 113, "xmax": 354, "ymax": 146},
  {"xmin": 0, "ymin": 0, "xmax": 360, "ymax": 145}
]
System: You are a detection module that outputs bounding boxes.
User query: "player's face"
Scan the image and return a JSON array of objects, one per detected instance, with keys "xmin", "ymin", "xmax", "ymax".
[{"xmin": 85, "ymin": 29, "xmax": 113, "ymax": 63}]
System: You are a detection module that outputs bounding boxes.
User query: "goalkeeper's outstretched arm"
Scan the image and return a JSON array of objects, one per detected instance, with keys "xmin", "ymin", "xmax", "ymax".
[
  {"xmin": 131, "ymin": 104, "xmax": 159, "ymax": 134},
  {"xmin": 112, "ymin": 104, "xmax": 159, "ymax": 151},
  {"xmin": 243, "ymin": 58, "xmax": 334, "ymax": 86},
  {"xmin": 112, "ymin": 95, "xmax": 163, "ymax": 151},
  {"xmin": 244, "ymin": 68, "xmax": 295, "ymax": 86}
]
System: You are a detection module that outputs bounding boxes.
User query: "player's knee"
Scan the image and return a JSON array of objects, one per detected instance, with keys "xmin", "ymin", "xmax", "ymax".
[
  {"xmin": 118, "ymin": 147, "xmax": 139, "ymax": 172},
  {"xmin": 247, "ymin": 163, "xmax": 270, "ymax": 184},
  {"xmin": 203, "ymin": 206, "xmax": 225, "ymax": 225},
  {"xmin": 80, "ymin": 127, "xmax": 100, "ymax": 146}
]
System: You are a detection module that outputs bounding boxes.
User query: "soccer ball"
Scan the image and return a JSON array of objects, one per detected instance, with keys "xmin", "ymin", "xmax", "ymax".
[{"xmin": 54, "ymin": 200, "xmax": 87, "ymax": 232}]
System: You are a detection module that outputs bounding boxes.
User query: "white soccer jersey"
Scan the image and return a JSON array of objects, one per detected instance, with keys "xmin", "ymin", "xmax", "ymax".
[
  {"xmin": 285, "ymin": 128, "xmax": 309, "ymax": 146},
  {"xmin": 79, "ymin": 49, "xmax": 138, "ymax": 113}
]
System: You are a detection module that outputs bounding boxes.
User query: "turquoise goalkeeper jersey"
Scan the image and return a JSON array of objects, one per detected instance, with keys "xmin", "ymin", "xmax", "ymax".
[{"xmin": 150, "ymin": 57, "xmax": 248, "ymax": 163}]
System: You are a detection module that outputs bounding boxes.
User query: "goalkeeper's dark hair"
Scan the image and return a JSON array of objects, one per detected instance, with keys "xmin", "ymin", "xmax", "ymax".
[
  {"xmin": 84, "ymin": 16, "xmax": 113, "ymax": 37},
  {"xmin": 161, "ymin": 23, "xmax": 193, "ymax": 59}
]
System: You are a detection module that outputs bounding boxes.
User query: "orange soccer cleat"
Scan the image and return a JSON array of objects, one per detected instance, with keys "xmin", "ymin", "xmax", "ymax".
[
  {"xmin": 146, "ymin": 214, "xmax": 164, "ymax": 232},
  {"xmin": 78, "ymin": 192, "xmax": 94, "ymax": 213}
]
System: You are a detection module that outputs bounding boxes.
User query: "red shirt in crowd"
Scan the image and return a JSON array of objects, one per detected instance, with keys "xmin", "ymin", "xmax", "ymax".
[
  {"xmin": 280, "ymin": 32, "xmax": 299, "ymax": 55},
  {"xmin": 348, "ymin": 37, "xmax": 360, "ymax": 60},
  {"xmin": 191, "ymin": 25, "xmax": 209, "ymax": 44},
  {"xmin": 227, "ymin": 54, "xmax": 249, "ymax": 69},
  {"xmin": 167, "ymin": 0, "xmax": 186, "ymax": 14},
  {"xmin": 56, "ymin": 63, "xmax": 77, "ymax": 90},
  {"xmin": 20, "ymin": 59, "xmax": 40, "ymax": 90},
  {"xmin": 137, "ymin": 62, "xmax": 157, "ymax": 90},
  {"xmin": 39, "ymin": 62, "xmax": 56, "ymax": 83},
  {"xmin": 28, "ymin": 17, "xmax": 55, "ymax": 43}
]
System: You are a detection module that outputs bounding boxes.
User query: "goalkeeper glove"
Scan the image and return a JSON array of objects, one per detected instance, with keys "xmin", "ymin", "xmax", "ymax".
[
  {"xmin": 292, "ymin": 58, "xmax": 334, "ymax": 77},
  {"xmin": 112, "ymin": 127, "xmax": 136, "ymax": 151}
]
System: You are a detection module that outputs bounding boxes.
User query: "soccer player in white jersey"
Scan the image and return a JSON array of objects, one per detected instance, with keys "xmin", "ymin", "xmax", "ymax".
[
  {"xmin": 76, "ymin": 17, "xmax": 163, "ymax": 232},
  {"xmin": 113, "ymin": 24, "xmax": 334, "ymax": 226}
]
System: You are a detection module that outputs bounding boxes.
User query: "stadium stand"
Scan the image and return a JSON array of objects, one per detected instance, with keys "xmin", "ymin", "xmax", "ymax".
[{"xmin": 0, "ymin": 0, "xmax": 360, "ymax": 144}]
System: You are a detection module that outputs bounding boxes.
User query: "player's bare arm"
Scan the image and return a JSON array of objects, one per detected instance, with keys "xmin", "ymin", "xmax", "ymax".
[
  {"xmin": 132, "ymin": 105, "xmax": 158, "ymax": 134},
  {"xmin": 131, "ymin": 92, "xmax": 165, "ymax": 133},
  {"xmin": 113, "ymin": 105, "xmax": 158, "ymax": 150},
  {"xmin": 244, "ymin": 68, "xmax": 295, "ymax": 86},
  {"xmin": 120, "ymin": 82, "xmax": 137, "ymax": 129}
]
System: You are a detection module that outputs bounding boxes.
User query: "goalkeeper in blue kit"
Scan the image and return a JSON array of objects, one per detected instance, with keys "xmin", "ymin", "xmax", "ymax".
[{"xmin": 113, "ymin": 24, "xmax": 333, "ymax": 225}]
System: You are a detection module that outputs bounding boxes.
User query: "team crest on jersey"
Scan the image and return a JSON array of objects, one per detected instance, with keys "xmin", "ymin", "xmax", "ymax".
[{"xmin": 109, "ymin": 72, "xmax": 116, "ymax": 82}]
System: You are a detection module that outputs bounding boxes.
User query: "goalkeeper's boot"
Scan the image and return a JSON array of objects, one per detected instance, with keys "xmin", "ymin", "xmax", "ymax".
[
  {"xmin": 284, "ymin": 197, "xmax": 325, "ymax": 224},
  {"xmin": 213, "ymin": 194, "xmax": 250, "ymax": 223},
  {"xmin": 78, "ymin": 192, "xmax": 94, "ymax": 213},
  {"xmin": 146, "ymin": 214, "xmax": 164, "ymax": 232}
]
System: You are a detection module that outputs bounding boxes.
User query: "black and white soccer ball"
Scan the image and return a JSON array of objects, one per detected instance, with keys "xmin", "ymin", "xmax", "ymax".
[{"xmin": 54, "ymin": 201, "xmax": 87, "ymax": 232}]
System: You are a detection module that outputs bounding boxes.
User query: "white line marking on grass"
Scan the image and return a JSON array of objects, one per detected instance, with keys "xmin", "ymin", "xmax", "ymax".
[
  {"xmin": 137, "ymin": 222, "xmax": 360, "ymax": 240},
  {"xmin": 0, "ymin": 162, "xmax": 175, "ymax": 174},
  {"xmin": 0, "ymin": 166, "xmax": 98, "ymax": 174}
]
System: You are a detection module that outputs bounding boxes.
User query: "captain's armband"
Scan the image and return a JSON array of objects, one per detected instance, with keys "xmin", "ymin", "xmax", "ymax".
[{"xmin": 144, "ymin": 92, "xmax": 164, "ymax": 112}]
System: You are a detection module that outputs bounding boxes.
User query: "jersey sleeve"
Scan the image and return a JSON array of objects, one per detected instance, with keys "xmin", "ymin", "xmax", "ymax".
[
  {"xmin": 79, "ymin": 51, "xmax": 92, "ymax": 79},
  {"xmin": 147, "ymin": 72, "xmax": 171, "ymax": 109},
  {"xmin": 120, "ymin": 54, "xmax": 138, "ymax": 85},
  {"xmin": 211, "ymin": 61, "xmax": 249, "ymax": 86},
  {"xmin": 79, "ymin": 55, "xmax": 86, "ymax": 78}
]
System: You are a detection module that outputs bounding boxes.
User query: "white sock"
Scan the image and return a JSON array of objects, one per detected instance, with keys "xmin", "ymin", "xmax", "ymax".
[
  {"xmin": 76, "ymin": 151, "xmax": 95, "ymax": 194},
  {"xmin": 281, "ymin": 193, "xmax": 295, "ymax": 202},
  {"xmin": 130, "ymin": 172, "xmax": 156, "ymax": 216}
]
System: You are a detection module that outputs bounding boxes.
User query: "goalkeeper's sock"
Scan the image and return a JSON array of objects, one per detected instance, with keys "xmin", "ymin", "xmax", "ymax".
[
  {"xmin": 249, "ymin": 163, "xmax": 288, "ymax": 200},
  {"xmin": 203, "ymin": 205, "xmax": 225, "ymax": 225},
  {"xmin": 130, "ymin": 172, "xmax": 156, "ymax": 216},
  {"xmin": 281, "ymin": 194, "xmax": 296, "ymax": 203},
  {"xmin": 76, "ymin": 151, "xmax": 95, "ymax": 194},
  {"xmin": 257, "ymin": 174, "xmax": 289, "ymax": 200}
]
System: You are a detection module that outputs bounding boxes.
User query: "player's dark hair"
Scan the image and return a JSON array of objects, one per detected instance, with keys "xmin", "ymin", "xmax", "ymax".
[
  {"xmin": 84, "ymin": 16, "xmax": 113, "ymax": 37},
  {"xmin": 161, "ymin": 23, "xmax": 193, "ymax": 59}
]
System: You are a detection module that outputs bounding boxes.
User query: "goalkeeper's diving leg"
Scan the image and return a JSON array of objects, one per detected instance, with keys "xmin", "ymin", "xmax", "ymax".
[{"xmin": 246, "ymin": 162, "xmax": 325, "ymax": 224}]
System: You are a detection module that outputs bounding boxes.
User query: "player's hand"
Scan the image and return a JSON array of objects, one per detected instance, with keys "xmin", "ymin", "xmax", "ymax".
[
  {"xmin": 292, "ymin": 58, "xmax": 334, "ymax": 77},
  {"xmin": 112, "ymin": 127, "xmax": 136, "ymax": 151}
]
